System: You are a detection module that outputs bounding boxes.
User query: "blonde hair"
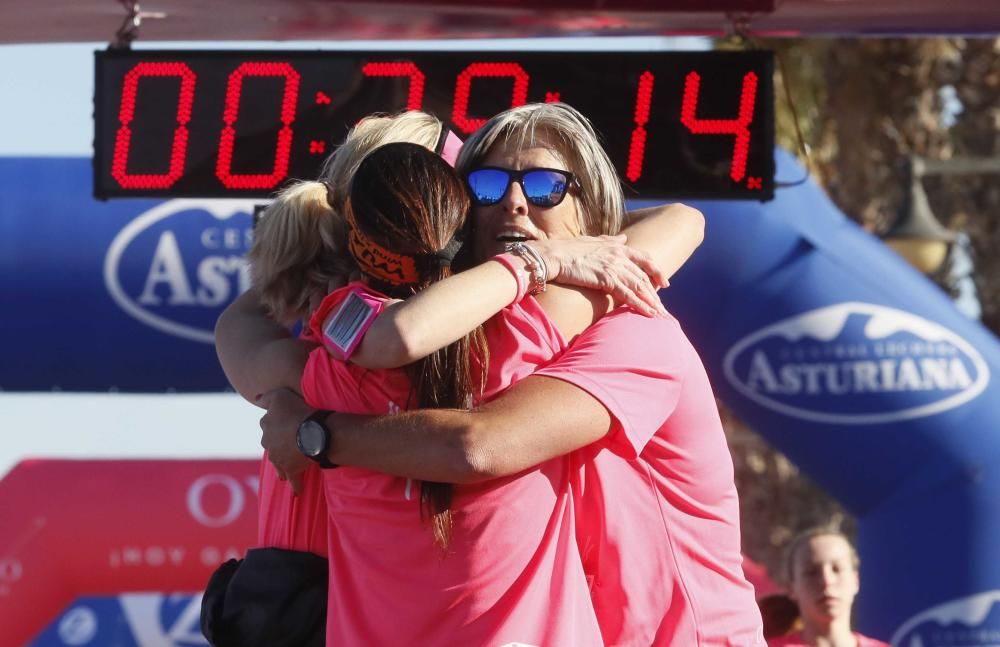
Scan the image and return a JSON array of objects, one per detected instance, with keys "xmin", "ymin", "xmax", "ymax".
[
  {"xmin": 321, "ymin": 111, "xmax": 444, "ymax": 210},
  {"xmin": 248, "ymin": 111, "xmax": 444, "ymax": 323},
  {"xmin": 247, "ymin": 181, "xmax": 351, "ymax": 324},
  {"xmin": 783, "ymin": 527, "xmax": 860, "ymax": 585},
  {"xmin": 455, "ymin": 102, "xmax": 625, "ymax": 236}
]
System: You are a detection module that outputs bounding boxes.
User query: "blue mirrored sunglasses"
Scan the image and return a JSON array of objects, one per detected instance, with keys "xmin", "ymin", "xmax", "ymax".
[{"xmin": 465, "ymin": 167, "xmax": 578, "ymax": 208}]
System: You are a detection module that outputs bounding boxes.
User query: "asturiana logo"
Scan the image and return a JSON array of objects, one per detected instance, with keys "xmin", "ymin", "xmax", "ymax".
[
  {"xmin": 891, "ymin": 590, "xmax": 1000, "ymax": 647},
  {"xmin": 723, "ymin": 302, "xmax": 989, "ymax": 424},
  {"xmin": 104, "ymin": 199, "xmax": 257, "ymax": 343}
]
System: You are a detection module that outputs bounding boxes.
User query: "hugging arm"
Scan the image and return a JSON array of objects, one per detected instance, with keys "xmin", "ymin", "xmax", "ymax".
[
  {"xmin": 351, "ymin": 238, "xmax": 662, "ymax": 368},
  {"xmin": 260, "ymin": 375, "xmax": 611, "ymax": 487},
  {"xmin": 350, "ymin": 202, "xmax": 704, "ymax": 369},
  {"xmin": 622, "ymin": 203, "xmax": 704, "ymax": 279},
  {"xmin": 214, "ymin": 289, "xmax": 314, "ymax": 405},
  {"xmin": 217, "ymin": 203, "xmax": 702, "ymax": 386},
  {"xmin": 261, "ymin": 311, "xmax": 683, "ymax": 490}
]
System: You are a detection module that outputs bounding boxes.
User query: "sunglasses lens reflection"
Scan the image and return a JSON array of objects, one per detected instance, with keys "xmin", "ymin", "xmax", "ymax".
[
  {"xmin": 522, "ymin": 170, "xmax": 569, "ymax": 207},
  {"xmin": 467, "ymin": 169, "xmax": 510, "ymax": 205}
]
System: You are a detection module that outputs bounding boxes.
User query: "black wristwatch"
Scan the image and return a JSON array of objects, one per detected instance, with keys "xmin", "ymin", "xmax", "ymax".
[{"xmin": 296, "ymin": 410, "xmax": 337, "ymax": 469}]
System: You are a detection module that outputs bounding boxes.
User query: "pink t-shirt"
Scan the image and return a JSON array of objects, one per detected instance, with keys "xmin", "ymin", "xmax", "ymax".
[
  {"xmin": 255, "ymin": 454, "xmax": 328, "ymax": 556},
  {"xmin": 301, "ymin": 284, "xmax": 601, "ymax": 647},
  {"xmin": 768, "ymin": 632, "xmax": 890, "ymax": 647},
  {"xmin": 255, "ymin": 323, "xmax": 327, "ymax": 555},
  {"xmin": 534, "ymin": 307, "xmax": 765, "ymax": 646}
]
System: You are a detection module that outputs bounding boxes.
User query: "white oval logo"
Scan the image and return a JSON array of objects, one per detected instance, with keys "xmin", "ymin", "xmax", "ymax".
[
  {"xmin": 104, "ymin": 199, "xmax": 257, "ymax": 344},
  {"xmin": 891, "ymin": 590, "xmax": 1000, "ymax": 647},
  {"xmin": 58, "ymin": 606, "xmax": 98, "ymax": 645},
  {"xmin": 186, "ymin": 474, "xmax": 248, "ymax": 528},
  {"xmin": 723, "ymin": 302, "xmax": 989, "ymax": 424}
]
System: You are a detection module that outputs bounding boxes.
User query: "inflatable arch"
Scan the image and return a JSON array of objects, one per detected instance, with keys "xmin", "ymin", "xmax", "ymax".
[{"xmin": 1, "ymin": 151, "xmax": 999, "ymax": 645}]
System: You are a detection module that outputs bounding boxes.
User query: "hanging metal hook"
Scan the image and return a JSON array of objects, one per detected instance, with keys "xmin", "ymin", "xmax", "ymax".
[
  {"xmin": 725, "ymin": 12, "xmax": 755, "ymax": 46},
  {"xmin": 110, "ymin": 0, "xmax": 166, "ymax": 50},
  {"xmin": 111, "ymin": 0, "xmax": 141, "ymax": 49}
]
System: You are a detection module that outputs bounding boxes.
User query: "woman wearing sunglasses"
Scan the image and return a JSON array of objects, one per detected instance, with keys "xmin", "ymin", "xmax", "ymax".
[
  {"xmin": 221, "ymin": 104, "xmax": 733, "ymax": 644},
  {"xmin": 211, "ymin": 116, "xmax": 681, "ymax": 645}
]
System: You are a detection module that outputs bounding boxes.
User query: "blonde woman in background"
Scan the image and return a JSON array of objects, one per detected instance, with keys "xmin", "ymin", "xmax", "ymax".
[{"xmin": 768, "ymin": 528, "xmax": 890, "ymax": 647}]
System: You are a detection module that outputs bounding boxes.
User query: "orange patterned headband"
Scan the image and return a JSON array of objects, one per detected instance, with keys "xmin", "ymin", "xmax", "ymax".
[
  {"xmin": 323, "ymin": 180, "xmax": 420, "ymax": 286},
  {"xmin": 347, "ymin": 226, "xmax": 421, "ymax": 286}
]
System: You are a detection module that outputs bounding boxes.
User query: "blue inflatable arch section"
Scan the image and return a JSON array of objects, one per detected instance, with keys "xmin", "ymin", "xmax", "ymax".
[
  {"xmin": 669, "ymin": 150, "xmax": 1000, "ymax": 645},
  {"xmin": 1, "ymin": 150, "xmax": 999, "ymax": 645}
]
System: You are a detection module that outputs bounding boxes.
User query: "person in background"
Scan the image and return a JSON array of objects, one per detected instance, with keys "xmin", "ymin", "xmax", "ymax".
[{"xmin": 768, "ymin": 528, "xmax": 890, "ymax": 647}]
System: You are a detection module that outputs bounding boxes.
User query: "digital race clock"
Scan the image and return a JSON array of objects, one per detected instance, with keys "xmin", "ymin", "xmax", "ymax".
[{"xmin": 94, "ymin": 49, "xmax": 774, "ymax": 200}]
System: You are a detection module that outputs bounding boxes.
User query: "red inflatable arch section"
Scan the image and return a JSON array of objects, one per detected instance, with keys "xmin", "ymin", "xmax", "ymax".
[{"xmin": 0, "ymin": 460, "xmax": 259, "ymax": 646}]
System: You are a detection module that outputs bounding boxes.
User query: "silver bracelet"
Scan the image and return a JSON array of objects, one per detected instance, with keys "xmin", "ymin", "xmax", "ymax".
[{"xmin": 505, "ymin": 241, "xmax": 547, "ymax": 294}]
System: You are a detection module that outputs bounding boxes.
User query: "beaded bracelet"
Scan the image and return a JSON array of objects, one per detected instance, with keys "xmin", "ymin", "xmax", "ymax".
[{"xmin": 505, "ymin": 241, "xmax": 547, "ymax": 295}]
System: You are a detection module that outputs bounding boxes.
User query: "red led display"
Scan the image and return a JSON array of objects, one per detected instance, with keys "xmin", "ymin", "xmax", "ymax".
[
  {"xmin": 452, "ymin": 62, "xmax": 531, "ymax": 134},
  {"xmin": 362, "ymin": 62, "xmax": 425, "ymax": 111},
  {"xmin": 111, "ymin": 62, "xmax": 196, "ymax": 189},
  {"xmin": 681, "ymin": 70, "xmax": 758, "ymax": 184},
  {"xmin": 216, "ymin": 62, "xmax": 300, "ymax": 189},
  {"xmin": 95, "ymin": 50, "xmax": 774, "ymax": 200},
  {"xmin": 626, "ymin": 70, "xmax": 655, "ymax": 183}
]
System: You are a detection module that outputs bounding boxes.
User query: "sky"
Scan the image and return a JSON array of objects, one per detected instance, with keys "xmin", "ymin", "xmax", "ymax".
[{"xmin": 0, "ymin": 36, "xmax": 709, "ymax": 480}]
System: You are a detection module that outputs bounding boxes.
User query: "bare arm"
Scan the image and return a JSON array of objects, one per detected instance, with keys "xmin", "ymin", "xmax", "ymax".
[
  {"xmin": 225, "ymin": 203, "xmax": 701, "ymax": 407},
  {"xmin": 334, "ymin": 375, "xmax": 612, "ymax": 482},
  {"xmin": 259, "ymin": 375, "xmax": 611, "ymax": 489},
  {"xmin": 214, "ymin": 289, "xmax": 313, "ymax": 405},
  {"xmin": 533, "ymin": 202, "xmax": 705, "ymax": 342},
  {"xmin": 350, "ymin": 259, "xmax": 519, "ymax": 369},
  {"xmin": 351, "ymin": 202, "xmax": 703, "ymax": 369},
  {"xmin": 622, "ymin": 203, "xmax": 704, "ymax": 279}
]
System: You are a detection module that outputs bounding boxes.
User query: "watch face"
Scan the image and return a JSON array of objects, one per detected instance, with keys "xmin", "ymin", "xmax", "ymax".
[{"xmin": 297, "ymin": 420, "xmax": 327, "ymax": 458}]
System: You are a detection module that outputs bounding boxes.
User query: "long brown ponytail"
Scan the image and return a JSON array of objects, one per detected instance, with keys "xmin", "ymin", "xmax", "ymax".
[{"xmin": 346, "ymin": 142, "xmax": 487, "ymax": 550}]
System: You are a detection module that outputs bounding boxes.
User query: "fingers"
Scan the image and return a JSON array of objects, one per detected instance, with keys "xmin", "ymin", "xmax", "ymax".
[
  {"xmin": 612, "ymin": 264, "xmax": 668, "ymax": 317},
  {"xmin": 269, "ymin": 454, "xmax": 303, "ymax": 496},
  {"xmin": 269, "ymin": 453, "xmax": 287, "ymax": 479},
  {"xmin": 640, "ymin": 278, "xmax": 669, "ymax": 317},
  {"xmin": 621, "ymin": 246, "xmax": 670, "ymax": 290},
  {"xmin": 289, "ymin": 473, "xmax": 304, "ymax": 497}
]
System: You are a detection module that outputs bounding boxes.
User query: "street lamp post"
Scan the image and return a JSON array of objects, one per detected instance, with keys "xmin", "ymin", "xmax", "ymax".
[
  {"xmin": 883, "ymin": 155, "xmax": 1000, "ymax": 275},
  {"xmin": 883, "ymin": 156, "xmax": 955, "ymax": 275}
]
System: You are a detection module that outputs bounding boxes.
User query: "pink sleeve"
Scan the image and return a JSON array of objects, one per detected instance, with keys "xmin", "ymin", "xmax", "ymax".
[{"xmin": 533, "ymin": 308, "xmax": 687, "ymax": 458}]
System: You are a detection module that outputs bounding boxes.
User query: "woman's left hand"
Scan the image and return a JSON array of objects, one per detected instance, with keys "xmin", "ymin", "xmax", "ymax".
[
  {"xmin": 531, "ymin": 235, "xmax": 669, "ymax": 317},
  {"xmin": 258, "ymin": 388, "xmax": 315, "ymax": 495}
]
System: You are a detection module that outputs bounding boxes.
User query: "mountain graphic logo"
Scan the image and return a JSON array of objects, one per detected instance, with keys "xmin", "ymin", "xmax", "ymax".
[
  {"xmin": 104, "ymin": 199, "xmax": 256, "ymax": 344},
  {"xmin": 892, "ymin": 590, "xmax": 1000, "ymax": 647},
  {"xmin": 723, "ymin": 302, "xmax": 989, "ymax": 424}
]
